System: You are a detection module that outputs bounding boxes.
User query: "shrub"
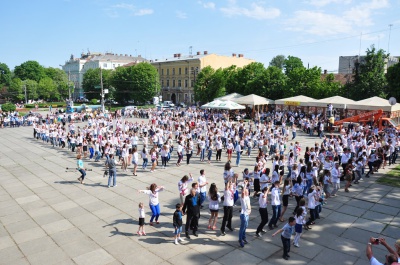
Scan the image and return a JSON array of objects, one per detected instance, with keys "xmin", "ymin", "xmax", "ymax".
[
  {"xmin": 25, "ymin": 104, "xmax": 35, "ymax": 109},
  {"xmin": 90, "ymin": 99, "xmax": 98, "ymax": 105},
  {"xmin": 1, "ymin": 102, "xmax": 16, "ymax": 112}
]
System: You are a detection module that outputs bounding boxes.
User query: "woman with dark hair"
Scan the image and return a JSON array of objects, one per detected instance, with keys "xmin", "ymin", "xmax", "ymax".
[
  {"xmin": 138, "ymin": 183, "xmax": 164, "ymax": 226},
  {"xmin": 207, "ymin": 183, "xmax": 221, "ymax": 230},
  {"xmin": 223, "ymin": 162, "xmax": 234, "ymax": 184}
]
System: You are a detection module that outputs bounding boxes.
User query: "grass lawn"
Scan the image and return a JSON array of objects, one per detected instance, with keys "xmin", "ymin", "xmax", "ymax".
[{"xmin": 376, "ymin": 164, "xmax": 400, "ymax": 188}]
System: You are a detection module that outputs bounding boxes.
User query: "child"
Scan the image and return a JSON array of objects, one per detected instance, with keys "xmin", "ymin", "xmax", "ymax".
[
  {"xmin": 137, "ymin": 202, "xmax": 146, "ymax": 236},
  {"xmin": 293, "ymin": 208, "xmax": 305, "ymax": 247},
  {"xmin": 76, "ymin": 154, "xmax": 86, "ymax": 184},
  {"xmin": 173, "ymin": 203, "xmax": 184, "ymax": 245},
  {"xmin": 272, "ymin": 216, "xmax": 296, "ymax": 260}
]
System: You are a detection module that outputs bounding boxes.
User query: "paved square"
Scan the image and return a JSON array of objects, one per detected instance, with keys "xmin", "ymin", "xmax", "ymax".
[{"xmin": 0, "ymin": 118, "xmax": 399, "ymax": 265}]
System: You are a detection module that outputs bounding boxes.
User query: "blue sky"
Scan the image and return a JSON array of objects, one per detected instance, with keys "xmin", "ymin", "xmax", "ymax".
[{"xmin": 1, "ymin": 0, "xmax": 399, "ymax": 73}]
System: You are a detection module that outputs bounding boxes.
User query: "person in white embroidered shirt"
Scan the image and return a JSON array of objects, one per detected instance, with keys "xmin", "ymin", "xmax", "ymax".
[
  {"xmin": 331, "ymin": 162, "xmax": 341, "ymax": 196},
  {"xmin": 268, "ymin": 181, "xmax": 281, "ymax": 230},
  {"xmin": 178, "ymin": 173, "xmax": 193, "ymax": 204},
  {"xmin": 220, "ymin": 179, "xmax": 237, "ymax": 236},
  {"xmin": 256, "ymin": 186, "xmax": 269, "ymax": 237}
]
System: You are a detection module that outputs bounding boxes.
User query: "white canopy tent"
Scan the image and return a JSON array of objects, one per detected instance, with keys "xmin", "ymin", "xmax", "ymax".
[
  {"xmin": 215, "ymin": 93, "xmax": 243, "ymax": 101},
  {"xmin": 201, "ymin": 100, "xmax": 245, "ymax": 110},
  {"xmin": 232, "ymin": 94, "xmax": 274, "ymax": 106},
  {"xmin": 314, "ymin": 96, "xmax": 356, "ymax": 109},
  {"xmin": 347, "ymin": 96, "xmax": 400, "ymax": 112},
  {"xmin": 274, "ymin": 95, "xmax": 316, "ymax": 106}
]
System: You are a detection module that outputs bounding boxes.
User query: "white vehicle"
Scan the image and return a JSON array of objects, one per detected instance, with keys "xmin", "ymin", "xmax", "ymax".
[{"xmin": 163, "ymin": 101, "xmax": 175, "ymax": 107}]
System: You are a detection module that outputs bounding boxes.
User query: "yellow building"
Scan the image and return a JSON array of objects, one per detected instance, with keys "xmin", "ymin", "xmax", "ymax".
[{"xmin": 151, "ymin": 51, "xmax": 255, "ymax": 104}]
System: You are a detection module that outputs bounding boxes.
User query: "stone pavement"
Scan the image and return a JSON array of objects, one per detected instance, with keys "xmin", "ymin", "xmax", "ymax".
[{"xmin": 0, "ymin": 120, "xmax": 400, "ymax": 265}]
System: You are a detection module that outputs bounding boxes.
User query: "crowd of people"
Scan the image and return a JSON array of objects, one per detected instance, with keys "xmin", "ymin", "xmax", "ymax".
[{"xmin": 29, "ymin": 105, "xmax": 400, "ymax": 262}]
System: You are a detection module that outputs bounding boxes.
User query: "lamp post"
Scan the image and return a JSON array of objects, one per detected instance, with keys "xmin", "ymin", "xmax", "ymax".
[{"xmin": 100, "ymin": 67, "xmax": 105, "ymax": 113}]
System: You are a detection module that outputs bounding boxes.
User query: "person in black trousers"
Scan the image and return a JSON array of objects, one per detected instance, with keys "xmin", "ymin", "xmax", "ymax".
[
  {"xmin": 220, "ymin": 180, "xmax": 236, "ymax": 236},
  {"xmin": 182, "ymin": 188, "xmax": 201, "ymax": 239},
  {"xmin": 256, "ymin": 187, "xmax": 269, "ymax": 237}
]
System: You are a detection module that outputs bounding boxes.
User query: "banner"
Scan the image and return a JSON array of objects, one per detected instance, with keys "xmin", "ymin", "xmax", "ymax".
[{"xmin": 284, "ymin": 101, "xmax": 301, "ymax": 106}]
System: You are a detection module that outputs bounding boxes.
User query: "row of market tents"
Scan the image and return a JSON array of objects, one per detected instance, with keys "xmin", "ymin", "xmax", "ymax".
[{"xmin": 202, "ymin": 93, "xmax": 400, "ymax": 122}]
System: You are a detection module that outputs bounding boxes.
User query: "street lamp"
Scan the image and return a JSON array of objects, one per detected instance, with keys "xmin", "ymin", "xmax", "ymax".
[{"xmin": 59, "ymin": 64, "xmax": 72, "ymax": 101}]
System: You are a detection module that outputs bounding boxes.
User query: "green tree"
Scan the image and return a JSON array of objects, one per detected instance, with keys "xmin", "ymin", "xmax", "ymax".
[
  {"xmin": 285, "ymin": 66, "xmax": 322, "ymax": 98},
  {"xmin": 193, "ymin": 66, "xmax": 226, "ymax": 103},
  {"xmin": 111, "ymin": 63, "xmax": 159, "ymax": 103},
  {"xmin": 269, "ymin": 55, "xmax": 286, "ymax": 69},
  {"xmin": 284, "ymin": 56, "xmax": 304, "ymax": 75},
  {"xmin": 348, "ymin": 45, "xmax": 388, "ymax": 100},
  {"xmin": 14, "ymin": 61, "xmax": 45, "ymax": 82},
  {"xmin": 8, "ymin": 78, "xmax": 24, "ymax": 101},
  {"xmin": 45, "ymin": 67, "xmax": 73, "ymax": 100},
  {"xmin": 38, "ymin": 77, "xmax": 58, "ymax": 100},
  {"xmin": 224, "ymin": 65, "xmax": 239, "ymax": 94},
  {"xmin": 24, "ymin": 79, "xmax": 38, "ymax": 100},
  {"xmin": 319, "ymin": 73, "xmax": 342, "ymax": 98},
  {"xmin": 265, "ymin": 66, "xmax": 287, "ymax": 99},
  {"xmin": 0, "ymin": 62, "xmax": 12, "ymax": 86},
  {"xmin": 386, "ymin": 62, "xmax": 400, "ymax": 101},
  {"xmin": 238, "ymin": 62, "xmax": 268, "ymax": 96},
  {"xmin": 82, "ymin": 68, "xmax": 112, "ymax": 100}
]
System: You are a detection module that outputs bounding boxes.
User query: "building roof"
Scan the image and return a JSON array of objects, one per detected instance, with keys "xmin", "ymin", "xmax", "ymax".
[
  {"xmin": 321, "ymin": 73, "xmax": 353, "ymax": 85},
  {"xmin": 90, "ymin": 54, "xmax": 145, "ymax": 62}
]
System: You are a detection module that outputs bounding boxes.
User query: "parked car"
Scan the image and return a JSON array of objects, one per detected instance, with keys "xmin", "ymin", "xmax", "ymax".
[
  {"xmin": 121, "ymin": 106, "xmax": 137, "ymax": 115},
  {"xmin": 177, "ymin": 102, "xmax": 187, "ymax": 108}
]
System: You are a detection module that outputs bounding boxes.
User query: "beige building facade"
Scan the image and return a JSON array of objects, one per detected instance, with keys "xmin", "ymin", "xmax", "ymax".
[{"xmin": 151, "ymin": 51, "xmax": 255, "ymax": 104}]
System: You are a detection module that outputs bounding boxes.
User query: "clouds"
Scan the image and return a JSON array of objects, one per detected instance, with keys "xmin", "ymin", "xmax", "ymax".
[
  {"xmin": 198, "ymin": 1, "xmax": 216, "ymax": 9},
  {"xmin": 176, "ymin": 11, "xmax": 188, "ymax": 19},
  {"xmin": 219, "ymin": 0, "xmax": 280, "ymax": 20},
  {"xmin": 286, "ymin": 0, "xmax": 390, "ymax": 36},
  {"xmin": 105, "ymin": 2, "xmax": 153, "ymax": 18}
]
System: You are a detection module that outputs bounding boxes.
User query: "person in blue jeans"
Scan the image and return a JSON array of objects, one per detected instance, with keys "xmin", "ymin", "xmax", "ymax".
[
  {"xmin": 106, "ymin": 154, "xmax": 118, "ymax": 188},
  {"xmin": 76, "ymin": 154, "xmax": 86, "ymax": 184},
  {"xmin": 238, "ymin": 183, "xmax": 251, "ymax": 247},
  {"xmin": 139, "ymin": 184, "xmax": 164, "ymax": 226},
  {"xmin": 272, "ymin": 217, "xmax": 296, "ymax": 260},
  {"xmin": 235, "ymin": 144, "xmax": 242, "ymax": 166},
  {"xmin": 268, "ymin": 181, "xmax": 282, "ymax": 230}
]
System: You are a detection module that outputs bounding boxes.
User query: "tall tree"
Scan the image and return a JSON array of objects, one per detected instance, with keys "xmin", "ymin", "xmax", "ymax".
[
  {"xmin": 0, "ymin": 62, "xmax": 11, "ymax": 87},
  {"xmin": 193, "ymin": 66, "xmax": 226, "ymax": 103},
  {"xmin": 386, "ymin": 62, "xmax": 400, "ymax": 101},
  {"xmin": 269, "ymin": 55, "xmax": 286, "ymax": 69},
  {"xmin": 348, "ymin": 45, "xmax": 388, "ymax": 100},
  {"xmin": 284, "ymin": 56, "xmax": 304, "ymax": 75},
  {"xmin": 24, "ymin": 79, "xmax": 38, "ymax": 100},
  {"xmin": 14, "ymin": 61, "xmax": 45, "ymax": 82},
  {"xmin": 45, "ymin": 67, "xmax": 72, "ymax": 100},
  {"xmin": 238, "ymin": 62, "xmax": 268, "ymax": 96},
  {"xmin": 82, "ymin": 68, "xmax": 112, "ymax": 100},
  {"xmin": 38, "ymin": 77, "xmax": 58, "ymax": 100},
  {"xmin": 265, "ymin": 66, "xmax": 287, "ymax": 100},
  {"xmin": 110, "ymin": 63, "xmax": 159, "ymax": 103},
  {"xmin": 8, "ymin": 78, "xmax": 24, "ymax": 101}
]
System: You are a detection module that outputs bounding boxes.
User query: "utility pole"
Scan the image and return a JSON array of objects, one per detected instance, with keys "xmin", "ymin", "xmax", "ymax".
[
  {"xmin": 24, "ymin": 84, "xmax": 27, "ymax": 104},
  {"xmin": 100, "ymin": 67, "xmax": 104, "ymax": 113},
  {"xmin": 68, "ymin": 71, "xmax": 71, "ymax": 101},
  {"xmin": 388, "ymin": 24, "xmax": 393, "ymax": 53}
]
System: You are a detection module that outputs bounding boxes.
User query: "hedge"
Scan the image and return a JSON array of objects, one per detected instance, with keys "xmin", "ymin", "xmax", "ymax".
[{"xmin": 1, "ymin": 102, "xmax": 17, "ymax": 112}]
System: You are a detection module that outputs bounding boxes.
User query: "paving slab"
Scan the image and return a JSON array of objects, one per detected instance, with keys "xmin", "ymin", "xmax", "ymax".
[{"xmin": 1, "ymin": 121, "xmax": 400, "ymax": 265}]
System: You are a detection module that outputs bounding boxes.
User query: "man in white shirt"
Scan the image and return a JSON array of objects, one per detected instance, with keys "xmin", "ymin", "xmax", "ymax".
[
  {"xmin": 267, "ymin": 181, "xmax": 281, "ymax": 230},
  {"xmin": 198, "ymin": 169, "xmax": 208, "ymax": 208}
]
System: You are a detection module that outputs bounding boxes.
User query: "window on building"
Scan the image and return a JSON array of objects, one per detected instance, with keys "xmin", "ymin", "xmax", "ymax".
[
  {"xmin": 178, "ymin": 80, "xmax": 181, "ymax": 88},
  {"xmin": 191, "ymin": 80, "xmax": 194, "ymax": 87},
  {"xmin": 178, "ymin": 68, "xmax": 181, "ymax": 75},
  {"xmin": 166, "ymin": 80, "xmax": 170, "ymax": 87},
  {"xmin": 161, "ymin": 69, "xmax": 164, "ymax": 75},
  {"xmin": 113, "ymin": 64, "xmax": 115, "ymax": 68},
  {"xmin": 185, "ymin": 67, "xmax": 188, "ymax": 74},
  {"xmin": 172, "ymin": 68, "xmax": 175, "ymax": 75},
  {"xmin": 185, "ymin": 79, "xmax": 188, "ymax": 88},
  {"xmin": 161, "ymin": 80, "xmax": 164, "ymax": 87},
  {"xmin": 103, "ymin": 63, "xmax": 107, "ymax": 68},
  {"xmin": 172, "ymin": 80, "xmax": 176, "ymax": 87},
  {"xmin": 167, "ymin": 69, "xmax": 169, "ymax": 76}
]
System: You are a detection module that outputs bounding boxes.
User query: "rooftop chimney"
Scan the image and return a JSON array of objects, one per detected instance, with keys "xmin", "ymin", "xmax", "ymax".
[
  {"xmin": 232, "ymin": 53, "xmax": 236, "ymax": 57},
  {"xmin": 178, "ymin": 53, "xmax": 181, "ymax": 57},
  {"xmin": 204, "ymin": 51, "xmax": 208, "ymax": 55},
  {"xmin": 324, "ymin": 69, "xmax": 327, "ymax": 74},
  {"xmin": 196, "ymin": 51, "xmax": 201, "ymax": 55},
  {"xmin": 125, "ymin": 54, "xmax": 128, "ymax": 56},
  {"xmin": 174, "ymin": 54, "xmax": 177, "ymax": 58},
  {"xmin": 238, "ymin": 54, "xmax": 244, "ymax": 58}
]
